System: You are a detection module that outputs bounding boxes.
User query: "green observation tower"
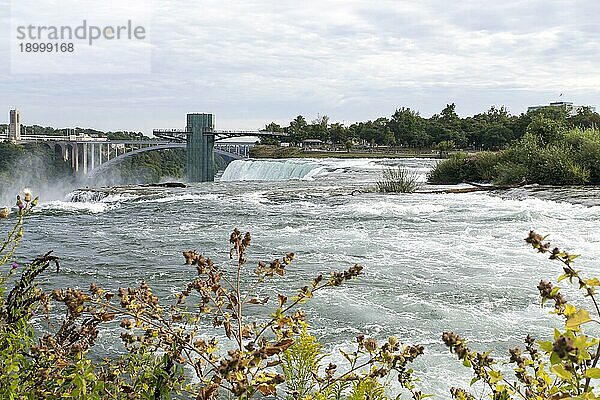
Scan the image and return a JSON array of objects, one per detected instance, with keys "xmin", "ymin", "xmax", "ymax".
[{"xmin": 186, "ymin": 113, "xmax": 215, "ymax": 182}]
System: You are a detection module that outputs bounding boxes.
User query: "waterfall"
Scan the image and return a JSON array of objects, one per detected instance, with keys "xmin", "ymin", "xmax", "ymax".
[
  {"xmin": 220, "ymin": 160, "xmax": 325, "ymax": 181},
  {"xmin": 65, "ymin": 190, "xmax": 109, "ymax": 202}
]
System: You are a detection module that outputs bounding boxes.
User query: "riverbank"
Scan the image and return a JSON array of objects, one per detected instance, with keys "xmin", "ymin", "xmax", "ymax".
[{"xmin": 249, "ymin": 145, "xmax": 438, "ymax": 159}]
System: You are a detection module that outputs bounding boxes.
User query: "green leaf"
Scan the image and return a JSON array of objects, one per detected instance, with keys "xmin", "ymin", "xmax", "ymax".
[
  {"xmin": 551, "ymin": 364, "xmax": 573, "ymax": 380},
  {"xmin": 554, "ymin": 328, "xmax": 562, "ymax": 340},
  {"xmin": 488, "ymin": 370, "xmax": 503, "ymax": 384},
  {"xmin": 585, "ymin": 367, "xmax": 600, "ymax": 379},
  {"xmin": 538, "ymin": 340, "xmax": 553, "ymax": 352},
  {"xmin": 586, "ymin": 278, "xmax": 600, "ymax": 287},
  {"xmin": 566, "ymin": 308, "xmax": 592, "ymax": 331}
]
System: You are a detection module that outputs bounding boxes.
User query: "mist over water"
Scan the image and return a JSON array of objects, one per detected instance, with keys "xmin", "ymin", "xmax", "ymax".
[
  {"xmin": 13, "ymin": 157, "xmax": 600, "ymax": 397},
  {"xmin": 0, "ymin": 145, "xmax": 132, "ymax": 207}
]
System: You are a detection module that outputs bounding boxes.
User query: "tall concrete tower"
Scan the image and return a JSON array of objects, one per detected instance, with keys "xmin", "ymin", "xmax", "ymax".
[
  {"xmin": 186, "ymin": 113, "xmax": 215, "ymax": 182},
  {"xmin": 9, "ymin": 109, "xmax": 21, "ymax": 142}
]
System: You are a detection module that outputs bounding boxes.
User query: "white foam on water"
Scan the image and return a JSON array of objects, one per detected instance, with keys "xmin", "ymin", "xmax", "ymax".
[
  {"xmin": 302, "ymin": 166, "xmax": 328, "ymax": 180},
  {"xmin": 141, "ymin": 193, "xmax": 220, "ymax": 204},
  {"xmin": 100, "ymin": 193, "xmax": 141, "ymax": 203},
  {"xmin": 65, "ymin": 190, "xmax": 140, "ymax": 204},
  {"xmin": 38, "ymin": 200, "xmax": 110, "ymax": 214},
  {"xmin": 345, "ymin": 200, "xmax": 446, "ymax": 216},
  {"xmin": 65, "ymin": 190, "xmax": 108, "ymax": 203},
  {"xmin": 280, "ymin": 225, "xmax": 311, "ymax": 233},
  {"xmin": 243, "ymin": 191, "xmax": 273, "ymax": 205}
]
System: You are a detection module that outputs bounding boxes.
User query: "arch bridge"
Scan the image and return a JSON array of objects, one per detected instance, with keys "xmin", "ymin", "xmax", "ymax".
[{"xmin": 2, "ymin": 113, "xmax": 287, "ymax": 182}]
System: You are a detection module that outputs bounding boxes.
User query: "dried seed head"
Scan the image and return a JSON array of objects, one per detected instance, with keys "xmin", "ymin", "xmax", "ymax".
[
  {"xmin": 23, "ymin": 189, "xmax": 32, "ymax": 203},
  {"xmin": 0, "ymin": 207, "xmax": 9, "ymax": 219}
]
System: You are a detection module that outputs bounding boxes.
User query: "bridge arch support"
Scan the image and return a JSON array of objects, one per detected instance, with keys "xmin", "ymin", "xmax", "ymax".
[{"xmin": 86, "ymin": 143, "xmax": 244, "ymax": 180}]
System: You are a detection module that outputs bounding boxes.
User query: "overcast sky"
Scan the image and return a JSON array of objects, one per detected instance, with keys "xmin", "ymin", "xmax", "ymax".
[{"xmin": 0, "ymin": 0, "xmax": 598, "ymax": 133}]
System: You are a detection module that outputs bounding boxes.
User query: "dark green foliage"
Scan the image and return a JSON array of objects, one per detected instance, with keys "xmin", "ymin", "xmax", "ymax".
[
  {"xmin": 535, "ymin": 145, "xmax": 589, "ymax": 185},
  {"xmin": 94, "ymin": 149, "xmax": 186, "ymax": 185},
  {"xmin": 568, "ymin": 106, "xmax": 600, "ymax": 129},
  {"xmin": 388, "ymin": 108, "xmax": 429, "ymax": 147},
  {"xmin": 427, "ymin": 152, "xmax": 498, "ymax": 184},
  {"xmin": 105, "ymin": 131, "xmax": 147, "ymax": 141},
  {"xmin": 493, "ymin": 162, "xmax": 529, "ymax": 186},
  {"xmin": 429, "ymin": 127, "xmax": 600, "ymax": 186},
  {"xmin": 526, "ymin": 115, "xmax": 567, "ymax": 145},
  {"xmin": 564, "ymin": 129, "xmax": 600, "ymax": 184},
  {"xmin": 270, "ymin": 102, "xmax": 600, "ymax": 151},
  {"xmin": 0, "ymin": 142, "xmax": 25, "ymax": 171},
  {"xmin": 473, "ymin": 151, "xmax": 501, "ymax": 181}
]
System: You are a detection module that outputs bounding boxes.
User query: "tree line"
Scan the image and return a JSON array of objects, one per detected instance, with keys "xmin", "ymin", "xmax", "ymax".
[
  {"xmin": 261, "ymin": 104, "xmax": 600, "ymax": 150},
  {"xmin": 0, "ymin": 124, "xmax": 146, "ymax": 141}
]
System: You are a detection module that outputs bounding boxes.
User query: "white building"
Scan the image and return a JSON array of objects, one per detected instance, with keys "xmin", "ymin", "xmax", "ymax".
[{"xmin": 527, "ymin": 102, "xmax": 596, "ymax": 117}]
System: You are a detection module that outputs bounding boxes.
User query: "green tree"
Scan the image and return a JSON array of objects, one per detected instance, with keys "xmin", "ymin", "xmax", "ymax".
[
  {"xmin": 288, "ymin": 115, "xmax": 308, "ymax": 145},
  {"xmin": 436, "ymin": 140, "xmax": 455, "ymax": 156},
  {"xmin": 307, "ymin": 115, "xmax": 330, "ymax": 142},
  {"xmin": 465, "ymin": 106, "xmax": 517, "ymax": 149},
  {"xmin": 260, "ymin": 123, "xmax": 283, "ymax": 145},
  {"xmin": 329, "ymin": 123, "xmax": 348, "ymax": 145},
  {"xmin": 263, "ymin": 122, "xmax": 283, "ymax": 133},
  {"xmin": 428, "ymin": 104, "xmax": 468, "ymax": 148},
  {"xmin": 568, "ymin": 107, "xmax": 600, "ymax": 129},
  {"xmin": 388, "ymin": 108, "xmax": 429, "ymax": 147},
  {"xmin": 527, "ymin": 105, "xmax": 568, "ymax": 123},
  {"xmin": 527, "ymin": 115, "xmax": 567, "ymax": 145},
  {"xmin": 352, "ymin": 118, "xmax": 394, "ymax": 146}
]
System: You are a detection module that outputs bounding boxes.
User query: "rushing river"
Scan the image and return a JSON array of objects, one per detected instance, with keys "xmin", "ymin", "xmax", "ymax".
[{"xmin": 8, "ymin": 157, "xmax": 600, "ymax": 397}]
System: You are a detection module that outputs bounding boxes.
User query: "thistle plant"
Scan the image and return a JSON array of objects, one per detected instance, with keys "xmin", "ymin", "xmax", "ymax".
[
  {"xmin": 0, "ymin": 189, "xmax": 38, "ymax": 267},
  {"xmin": 1, "ymin": 193, "xmax": 426, "ymax": 399},
  {"xmin": 444, "ymin": 231, "xmax": 600, "ymax": 399},
  {"xmin": 42, "ymin": 229, "xmax": 422, "ymax": 399},
  {"xmin": 0, "ymin": 190, "xmax": 60, "ymax": 397}
]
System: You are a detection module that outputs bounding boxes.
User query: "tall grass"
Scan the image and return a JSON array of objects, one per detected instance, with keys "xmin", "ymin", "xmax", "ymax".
[{"xmin": 376, "ymin": 166, "xmax": 420, "ymax": 193}]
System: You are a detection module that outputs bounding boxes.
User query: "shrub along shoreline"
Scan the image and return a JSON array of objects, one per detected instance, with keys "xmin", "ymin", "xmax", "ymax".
[{"xmin": 428, "ymin": 121, "xmax": 600, "ymax": 186}]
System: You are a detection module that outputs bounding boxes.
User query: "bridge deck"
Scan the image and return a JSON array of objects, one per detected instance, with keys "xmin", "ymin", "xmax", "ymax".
[{"xmin": 153, "ymin": 129, "xmax": 287, "ymax": 140}]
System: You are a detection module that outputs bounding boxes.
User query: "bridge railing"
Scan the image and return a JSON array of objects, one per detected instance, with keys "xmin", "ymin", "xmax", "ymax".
[
  {"xmin": 1, "ymin": 134, "xmax": 111, "ymax": 142},
  {"xmin": 153, "ymin": 129, "xmax": 190, "ymax": 133}
]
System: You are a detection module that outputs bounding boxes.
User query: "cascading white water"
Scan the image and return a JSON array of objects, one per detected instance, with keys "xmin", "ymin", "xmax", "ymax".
[
  {"xmin": 220, "ymin": 159, "xmax": 325, "ymax": 181},
  {"xmin": 65, "ymin": 190, "xmax": 109, "ymax": 203}
]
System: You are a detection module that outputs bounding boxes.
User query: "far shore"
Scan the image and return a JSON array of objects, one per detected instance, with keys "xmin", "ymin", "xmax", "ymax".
[{"xmin": 249, "ymin": 145, "xmax": 445, "ymax": 159}]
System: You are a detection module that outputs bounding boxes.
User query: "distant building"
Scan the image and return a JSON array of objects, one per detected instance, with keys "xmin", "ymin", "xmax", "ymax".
[
  {"xmin": 527, "ymin": 102, "xmax": 596, "ymax": 117},
  {"xmin": 9, "ymin": 109, "xmax": 21, "ymax": 142},
  {"xmin": 301, "ymin": 139, "xmax": 323, "ymax": 148}
]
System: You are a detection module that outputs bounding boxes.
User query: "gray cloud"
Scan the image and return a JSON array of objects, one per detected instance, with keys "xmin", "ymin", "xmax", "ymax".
[{"xmin": 0, "ymin": 0, "xmax": 598, "ymax": 131}]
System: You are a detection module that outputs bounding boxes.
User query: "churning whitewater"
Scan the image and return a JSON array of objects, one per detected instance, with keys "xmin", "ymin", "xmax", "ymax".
[{"xmin": 15, "ymin": 158, "xmax": 600, "ymax": 397}]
